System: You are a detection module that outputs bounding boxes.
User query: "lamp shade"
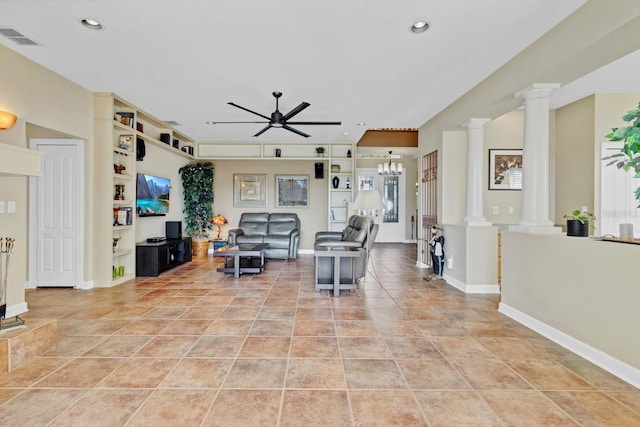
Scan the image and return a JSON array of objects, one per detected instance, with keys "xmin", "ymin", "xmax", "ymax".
[
  {"xmin": 352, "ymin": 189, "xmax": 385, "ymax": 211},
  {"xmin": 0, "ymin": 111, "xmax": 17, "ymax": 130},
  {"xmin": 211, "ymin": 215, "xmax": 227, "ymax": 225}
]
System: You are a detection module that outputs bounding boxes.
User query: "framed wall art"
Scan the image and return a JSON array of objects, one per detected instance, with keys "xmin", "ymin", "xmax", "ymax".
[
  {"xmin": 489, "ymin": 149, "xmax": 523, "ymax": 190},
  {"xmin": 275, "ymin": 175, "xmax": 309, "ymax": 207},
  {"xmin": 233, "ymin": 173, "xmax": 267, "ymax": 207}
]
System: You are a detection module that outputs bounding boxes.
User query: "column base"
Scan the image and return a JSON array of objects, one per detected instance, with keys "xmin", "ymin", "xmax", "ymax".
[
  {"xmin": 460, "ymin": 219, "xmax": 493, "ymax": 226},
  {"xmin": 509, "ymin": 224, "xmax": 562, "ymax": 234}
]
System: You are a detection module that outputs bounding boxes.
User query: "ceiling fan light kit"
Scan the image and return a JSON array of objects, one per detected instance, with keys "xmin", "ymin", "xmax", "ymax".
[{"xmin": 218, "ymin": 91, "xmax": 341, "ymax": 138}]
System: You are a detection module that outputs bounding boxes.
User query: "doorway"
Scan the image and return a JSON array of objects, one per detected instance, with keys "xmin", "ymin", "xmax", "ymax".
[
  {"xmin": 29, "ymin": 138, "xmax": 84, "ymax": 288},
  {"xmin": 355, "ymin": 168, "xmax": 406, "ymax": 242}
]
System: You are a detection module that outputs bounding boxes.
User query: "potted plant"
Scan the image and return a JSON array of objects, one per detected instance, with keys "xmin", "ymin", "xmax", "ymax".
[
  {"xmin": 603, "ymin": 102, "xmax": 640, "ymax": 205},
  {"xmin": 563, "ymin": 210, "xmax": 596, "ymax": 237},
  {"xmin": 315, "ymin": 146, "xmax": 325, "ymax": 157},
  {"xmin": 179, "ymin": 162, "xmax": 214, "ymax": 256}
]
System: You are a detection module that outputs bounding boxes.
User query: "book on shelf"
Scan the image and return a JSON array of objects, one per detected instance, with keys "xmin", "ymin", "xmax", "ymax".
[
  {"xmin": 115, "ymin": 112, "xmax": 135, "ymax": 128},
  {"xmin": 330, "ymin": 209, "xmax": 335, "ymax": 221}
]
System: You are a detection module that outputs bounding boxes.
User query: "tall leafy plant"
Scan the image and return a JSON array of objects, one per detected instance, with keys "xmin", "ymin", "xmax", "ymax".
[
  {"xmin": 604, "ymin": 102, "xmax": 640, "ymax": 205},
  {"xmin": 179, "ymin": 162, "xmax": 214, "ymax": 239}
]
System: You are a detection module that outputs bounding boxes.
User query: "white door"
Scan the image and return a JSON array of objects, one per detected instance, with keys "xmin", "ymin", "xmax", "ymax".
[
  {"xmin": 29, "ymin": 139, "xmax": 84, "ymax": 287},
  {"xmin": 355, "ymin": 168, "xmax": 406, "ymax": 242}
]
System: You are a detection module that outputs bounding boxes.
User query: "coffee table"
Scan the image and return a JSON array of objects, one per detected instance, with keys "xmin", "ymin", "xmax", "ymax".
[{"xmin": 213, "ymin": 243, "xmax": 267, "ymax": 278}]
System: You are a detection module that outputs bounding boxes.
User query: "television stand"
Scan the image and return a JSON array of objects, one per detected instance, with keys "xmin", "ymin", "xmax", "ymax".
[{"xmin": 136, "ymin": 237, "xmax": 192, "ymax": 277}]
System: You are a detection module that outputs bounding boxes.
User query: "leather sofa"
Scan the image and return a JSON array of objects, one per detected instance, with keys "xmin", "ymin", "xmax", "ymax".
[
  {"xmin": 314, "ymin": 215, "xmax": 379, "ymax": 281},
  {"xmin": 228, "ymin": 212, "xmax": 300, "ymax": 259}
]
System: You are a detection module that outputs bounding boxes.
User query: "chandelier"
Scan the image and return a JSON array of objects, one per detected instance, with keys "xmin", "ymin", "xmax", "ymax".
[{"xmin": 378, "ymin": 151, "xmax": 403, "ymax": 175}]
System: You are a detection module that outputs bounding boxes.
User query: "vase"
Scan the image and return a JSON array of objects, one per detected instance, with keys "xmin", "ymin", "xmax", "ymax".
[
  {"xmin": 332, "ymin": 176, "xmax": 340, "ymax": 189},
  {"xmin": 566, "ymin": 220, "xmax": 588, "ymax": 237}
]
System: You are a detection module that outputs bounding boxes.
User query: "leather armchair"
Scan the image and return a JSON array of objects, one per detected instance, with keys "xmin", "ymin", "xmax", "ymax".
[
  {"xmin": 228, "ymin": 212, "xmax": 300, "ymax": 259},
  {"xmin": 314, "ymin": 215, "xmax": 378, "ymax": 280}
]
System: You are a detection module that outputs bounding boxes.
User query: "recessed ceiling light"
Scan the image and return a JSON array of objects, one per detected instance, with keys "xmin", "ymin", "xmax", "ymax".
[
  {"xmin": 81, "ymin": 19, "xmax": 103, "ymax": 30},
  {"xmin": 410, "ymin": 20, "xmax": 430, "ymax": 34},
  {"xmin": 357, "ymin": 122, "xmax": 366, "ymax": 126}
]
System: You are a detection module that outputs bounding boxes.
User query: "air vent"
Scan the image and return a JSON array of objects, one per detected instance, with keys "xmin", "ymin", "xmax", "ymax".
[
  {"xmin": 164, "ymin": 120, "xmax": 181, "ymax": 126},
  {"xmin": 0, "ymin": 27, "xmax": 40, "ymax": 46}
]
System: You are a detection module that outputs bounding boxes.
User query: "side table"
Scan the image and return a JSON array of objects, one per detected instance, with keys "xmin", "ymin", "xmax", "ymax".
[
  {"xmin": 209, "ymin": 239, "xmax": 228, "ymax": 250},
  {"xmin": 314, "ymin": 246, "xmax": 363, "ymax": 297}
]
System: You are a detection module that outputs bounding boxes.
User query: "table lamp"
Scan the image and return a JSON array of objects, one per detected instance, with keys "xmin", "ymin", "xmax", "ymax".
[{"xmin": 211, "ymin": 215, "xmax": 227, "ymax": 240}]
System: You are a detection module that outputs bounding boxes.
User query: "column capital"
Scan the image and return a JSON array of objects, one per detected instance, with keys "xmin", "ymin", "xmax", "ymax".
[
  {"xmin": 462, "ymin": 118, "xmax": 491, "ymax": 129},
  {"xmin": 514, "ymin": 83, "xmax": 561, "ymax": 100}
]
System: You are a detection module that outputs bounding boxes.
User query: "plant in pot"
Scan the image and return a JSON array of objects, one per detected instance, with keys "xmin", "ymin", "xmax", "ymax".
[
  {"xmin": 179, "ymin": 162, "xmax": 214, "ymax": 256},
  {"xmin": 563, "ymin": 210, "xmax": 596, "ymax": 237},
  {"xmin": 603, "ymin": 101, "xmax": 640, "ymax": 206},
  {"xmin": 315, "ymin": 146, "xmax": 325, "ymax": 157}
]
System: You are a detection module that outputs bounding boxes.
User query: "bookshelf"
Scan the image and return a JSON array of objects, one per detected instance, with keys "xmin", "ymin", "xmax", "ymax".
[{"xmin": 94, "ymin": 93, "xmax": 195, "ymax": 286}]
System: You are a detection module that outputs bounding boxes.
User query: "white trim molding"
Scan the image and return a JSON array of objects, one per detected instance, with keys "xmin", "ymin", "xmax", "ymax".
[
  {"xmin": 499, "ymin": 302, "xmax": 640, "ymax": 389},
  {"xmin": 443, "ymin": 274, "xmax": 501, "ymax": 294}
]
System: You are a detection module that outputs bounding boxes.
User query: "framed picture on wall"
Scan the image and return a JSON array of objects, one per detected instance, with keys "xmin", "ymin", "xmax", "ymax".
[
  {"xmin": 489, "ymin": 149, "xmax": 523, "ymax": 190},
  {"xmin": 233, "ymin": 174, "xmax": 267, "ymax": 207},
  {"xmin": 275, "ymin": 175, "xmax": 309, "ymax": 207}
]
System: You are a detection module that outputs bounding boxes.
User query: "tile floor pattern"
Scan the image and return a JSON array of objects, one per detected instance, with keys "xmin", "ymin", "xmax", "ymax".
[{"xmin": 0, "ymin": 243, "xmax": 639, "ymax": 426}]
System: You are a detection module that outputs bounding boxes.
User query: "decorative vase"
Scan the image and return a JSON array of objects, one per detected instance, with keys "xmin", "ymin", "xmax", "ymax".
[
  {"xmin": 566, "ymin": 220, "xmax": 588, "ymax": 237},
  {"xmin": 332, "ymin": 176, "xmax": 340, "ymax": 189}
]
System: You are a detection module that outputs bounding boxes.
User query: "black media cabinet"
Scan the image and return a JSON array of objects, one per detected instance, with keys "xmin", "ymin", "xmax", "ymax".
[{"xmin": 136, "ymin": 237, "xmax": 192, "ymax": 277}]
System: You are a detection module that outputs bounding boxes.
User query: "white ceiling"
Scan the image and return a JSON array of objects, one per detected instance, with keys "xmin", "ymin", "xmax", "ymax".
[{"xmin": 2, "ymin": 0, "xmax": 637, "ymax": 144}]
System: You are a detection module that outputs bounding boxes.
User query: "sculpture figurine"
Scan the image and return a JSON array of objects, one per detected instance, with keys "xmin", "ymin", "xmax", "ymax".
[{"xmin": 429, "ymin": 226, "xmax": 445, "ymax": 280}]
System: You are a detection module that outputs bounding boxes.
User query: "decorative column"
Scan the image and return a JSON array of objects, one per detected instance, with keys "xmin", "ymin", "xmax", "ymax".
[
  {"xmin": 510, "ymin": 83, "xmax": 562, "ymax": 234},
  {"xmin": 461, "ymin": 118, "xmax": 491, "ymax": 226}
]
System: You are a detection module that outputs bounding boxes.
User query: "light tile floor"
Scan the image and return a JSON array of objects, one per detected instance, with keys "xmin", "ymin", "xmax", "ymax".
[{"xmin": 1, "ymin": 243, "xmax": 639, "ymax": 426}]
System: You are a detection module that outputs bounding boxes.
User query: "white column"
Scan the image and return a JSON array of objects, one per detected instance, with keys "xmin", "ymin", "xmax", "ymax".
[
  {"xmin": 510, "ymin": 83, "xmax": 562, "ymax": 234},
  {"xmin": 461, "ymin": 118, "xmax": 491, "ymax": 226}
]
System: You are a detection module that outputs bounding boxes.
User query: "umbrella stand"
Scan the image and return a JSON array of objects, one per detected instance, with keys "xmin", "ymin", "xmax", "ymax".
[{"xmin": 0, "ymin": 237, "xmax": 25, "ymax": 332}]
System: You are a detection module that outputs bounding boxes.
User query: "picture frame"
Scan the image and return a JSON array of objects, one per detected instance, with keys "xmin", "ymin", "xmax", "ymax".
[
  {"xmin": 119, "ymin": 134, "xmax": 134, "ymax": 151},
  {"xmin": 233, "ymin": 174, "xmax": 267, "ymax": 207},
  {"xmin": 489, "ymin": 149, "xmax": 523, "ymax": 190},
  {"xmin": 275, "ymin": 175, "xmax": 309, "ymax": 207}
]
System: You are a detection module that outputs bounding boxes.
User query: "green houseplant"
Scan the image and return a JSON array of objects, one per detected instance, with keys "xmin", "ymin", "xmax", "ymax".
[
  {"xmin": 315, "ymin": 146, "xmax": 325, "ymax": 157},
  {"xmin": 179, "ymin": 162, "xmax": 214, "ymax": 256},
  {"xmin": 563, "ymin": 210, "xmax": 595, "ymax": 237},
  {"xmin": 604, "ymin": 102, "xmax": 640, "ymax": 206}
]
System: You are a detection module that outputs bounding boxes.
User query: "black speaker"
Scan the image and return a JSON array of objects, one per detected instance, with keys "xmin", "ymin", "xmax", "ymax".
[
  {"xmin": 314, "ymin": 162, "xmax": 324, "ymax": 179},
  {"xmin": 166, "ymin": 221, "xmax": 182, "ymax": 239}
]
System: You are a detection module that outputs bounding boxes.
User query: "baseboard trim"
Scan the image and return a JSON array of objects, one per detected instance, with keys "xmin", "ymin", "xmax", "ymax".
[
  {"xmin": 442, "ymin": 274, "xmax": 501, "ymax": 294},
  {"xmin": 298, "ymin": 249, "xmax": 314, "ymax": 255},
  {"xmin": 6, "ymin": 302, "xmax": 28, "ymax": 317},
  {"xmin": 498, "ymin": 302, "xmax": 640, "ymax": 388},
  {"xmin": 77, "ymin": 280, "xmax": 94, "ymax": 290}
]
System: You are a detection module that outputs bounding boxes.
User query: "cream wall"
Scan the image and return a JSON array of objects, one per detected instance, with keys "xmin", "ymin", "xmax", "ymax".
[
  {"xmin": 555, "ymin": 95, "xmax": 595, "ymax": 225},
  {"xmin": 211, "ymin": 160, "xmax": 327, "ymax": 250},
  {"xmin": 0, "ymin": 45, "xmax": 93, "ymax": 310},
  {"xmin": 501, "ymin": 231, "xmax": 640, "ymax": 384},
  {"xmin": 134, "ymin": 144, "xmax": 191, "ymax": 241}
]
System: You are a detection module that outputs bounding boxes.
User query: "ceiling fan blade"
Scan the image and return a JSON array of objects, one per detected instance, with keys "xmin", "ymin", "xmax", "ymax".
[
  {"xmin": 210, "ymin": 121, "xmax": 269, "ymax": 124},
  {"xmin": 253, "ymin": 125, "xmax": 272, "ymax": 137},
  {"xmin": 282, "ymin": 102, "xmax": 310, "ymax": 121},
  {"xmin": 282, "ymin": 124, "xmax": 310, "ymax": 138},
  {"xmin": 287, "ymin": 121, "xmax": 342, "ymax": 126},
  {"xmin": 227, "ymin": 102, "xmax": 271, "ymax": 120}
]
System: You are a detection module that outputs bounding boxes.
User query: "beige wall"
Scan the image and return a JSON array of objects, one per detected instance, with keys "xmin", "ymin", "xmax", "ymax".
[
  {"xmin": 501, "ymin": 231, "xmax": 640, "ymax": 373},
  {"xmin": 0, "ymin": 45, "xmax": 93, "ymax": 309},
  {"xmin": 211, "ymin": 160, "xmax": 327, "ymax": 250},
  {"xmin": 555, "ymin": 95, "xmax": 595, "ymax": 225}
]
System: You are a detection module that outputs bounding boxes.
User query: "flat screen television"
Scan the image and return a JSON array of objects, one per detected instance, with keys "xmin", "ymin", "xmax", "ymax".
[{"xmin": 136, "ymin": 173, "xmax": 171, "ymax": 216}]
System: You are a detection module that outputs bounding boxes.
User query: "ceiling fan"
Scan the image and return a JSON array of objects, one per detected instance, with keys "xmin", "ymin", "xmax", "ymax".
[{"xmin": 212, "ymin": 91, "xmax": 341, "ymax": 138}]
